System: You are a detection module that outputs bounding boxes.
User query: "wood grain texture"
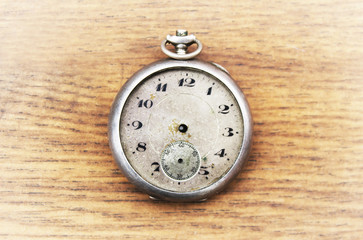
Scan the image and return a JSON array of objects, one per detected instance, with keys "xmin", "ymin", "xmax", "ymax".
[{"xmin": 0, "ymin": 1, "xmax": 362, "ymax": 239}]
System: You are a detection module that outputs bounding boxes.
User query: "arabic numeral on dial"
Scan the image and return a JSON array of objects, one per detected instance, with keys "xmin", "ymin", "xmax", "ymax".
[
  {"xmin": 218, "ymin": 105, "xmax": 230, "ymax": 114},
  {"xmin": 131, "ymin": 120, "xmax": 143, "ymax": 130},
  {"xmin": 207, "ymin": 87, "xmax": 212, "ymax": 95},
  {"xmin": 151, "ymin": 162, "xmax": 160, "ymax": 172},
  {"xmin": 136, "ymin": 142, "xmax": 147, "ymax": 152},
  {"xmin": 138, "ymin": 99, "xmax": 153, "ymax": 108},
  {"xmin": 198, "ymin": 166, "xmax": 209, "ymax": 175},
  {"xmin": 223, "ymin": 127, "xmax": 234, "ymax": 137},
  {"xmin": 192, "ymin": 151, "xmax": 198, "ymax": 157},
  {"xmin": 215, "ymin": 148, "xmax": 226, "ymax": 157},
  {"xmin": 156, "ymin": 83, "xmax": 167, "ymax": 92},
  {"xmin": 178, "ymin": 78, "xmax": 195, "ymax": 87}
]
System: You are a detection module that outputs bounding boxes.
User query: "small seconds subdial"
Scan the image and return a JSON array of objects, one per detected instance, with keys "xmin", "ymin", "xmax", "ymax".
[{"xmin": 160, "ymin": 141, "xmax": 201, "ymax": 181}]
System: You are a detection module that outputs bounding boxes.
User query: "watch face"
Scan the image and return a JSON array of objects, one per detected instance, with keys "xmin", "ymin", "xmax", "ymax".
[{"xmin": 119, "ymin": 67, "xmax": 244, "ymax": 193}]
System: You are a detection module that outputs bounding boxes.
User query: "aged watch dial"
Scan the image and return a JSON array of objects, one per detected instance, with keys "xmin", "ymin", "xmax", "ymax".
[{"xmin": 119, "ymin": 68, "xmax": 244, "ymax": 192}]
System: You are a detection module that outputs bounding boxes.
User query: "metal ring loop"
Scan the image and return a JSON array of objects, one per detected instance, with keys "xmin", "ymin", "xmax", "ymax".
[{"xmin": 161, "ymin": 39, "xmax": 203, "ymax": 60}]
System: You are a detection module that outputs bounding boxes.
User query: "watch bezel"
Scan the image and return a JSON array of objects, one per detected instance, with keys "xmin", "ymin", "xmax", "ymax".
[{"xmin": 109, "ymin": 59, "xmax": 253, "ymax": 202}]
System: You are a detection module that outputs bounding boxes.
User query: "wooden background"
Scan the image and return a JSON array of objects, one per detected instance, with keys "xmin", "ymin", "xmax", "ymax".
[{"xmin": 0, "ymin": 1, "xmax": 362, "ymax": 239}]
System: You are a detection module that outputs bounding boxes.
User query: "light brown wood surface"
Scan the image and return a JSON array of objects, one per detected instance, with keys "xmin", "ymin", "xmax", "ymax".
[{"xmin": 1, "ymin": 1, "xmax": 362, "ymax": 239}]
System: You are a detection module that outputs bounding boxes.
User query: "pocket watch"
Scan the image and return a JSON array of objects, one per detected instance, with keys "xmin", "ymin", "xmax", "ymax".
[{"xmin": 109, "ymin": 30, "xmax": 252, "ymax": 202}]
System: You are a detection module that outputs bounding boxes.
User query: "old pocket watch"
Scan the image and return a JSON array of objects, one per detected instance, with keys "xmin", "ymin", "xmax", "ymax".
[{"xmin": 109, "ymin": 30, "xmax": 252, "ymax": 202}]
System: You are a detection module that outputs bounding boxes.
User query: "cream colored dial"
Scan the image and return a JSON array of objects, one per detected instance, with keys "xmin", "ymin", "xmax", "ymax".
[{"xmin": 120, "ymin": 68, "xmax": 244, "ymax": 192}]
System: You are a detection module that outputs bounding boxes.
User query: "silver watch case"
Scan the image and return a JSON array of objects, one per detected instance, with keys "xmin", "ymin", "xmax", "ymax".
[{"xmin": 108, "ymin": 59, "xmax": 253, "ymax": 202}]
